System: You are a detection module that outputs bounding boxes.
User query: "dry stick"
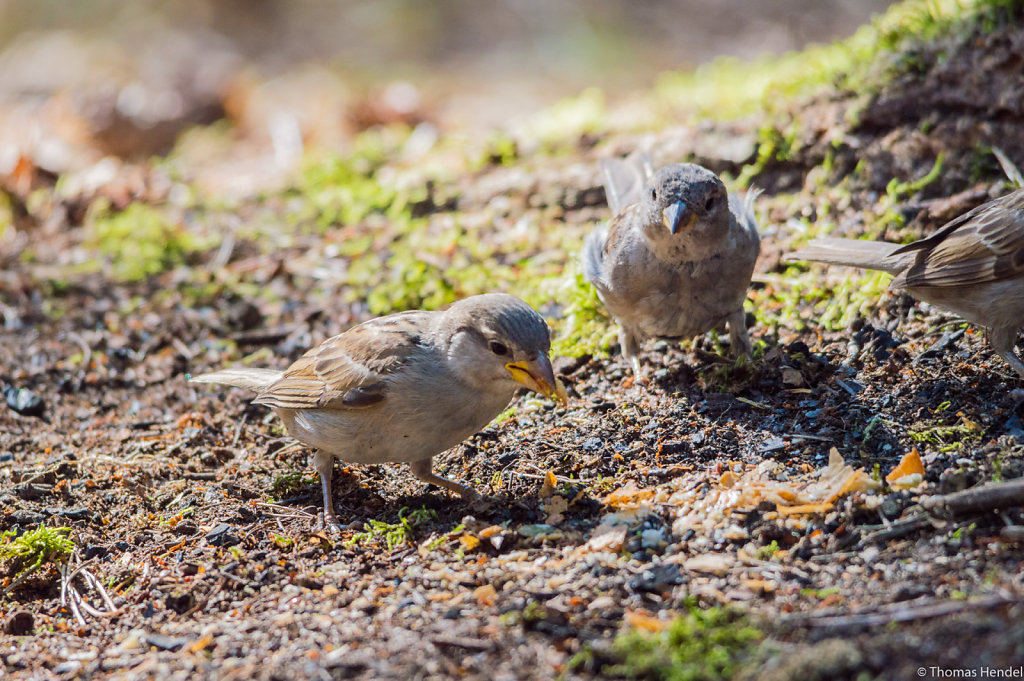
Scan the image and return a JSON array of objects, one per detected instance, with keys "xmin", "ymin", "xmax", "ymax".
[
  {"xmin": 61, "ymin": 564, "xmax": 89, "ymax": 628},
  {"xmin": 921, "ymin": 478, "xmax": 1024, "ymax": 516},
  {"xmin": 232, "ymin": 413, "xmax": 248, "ymax": 447},
  {"xmin": 83, "ymin": 569, "xmax": 119, "ymax": 613},
  {"xmin": 787, "ymin": 594, "xmax": 1016, "ymax": 630},
  {"xmin": 856, "ymin": 511, "xmax": 933, "ymax": 549}
]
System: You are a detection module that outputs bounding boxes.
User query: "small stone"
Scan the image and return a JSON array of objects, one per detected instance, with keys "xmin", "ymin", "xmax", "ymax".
[
  {"xmin": 4, "ymin": 386, "xmax": 45, "ymax": 418},
  {"xmin": 14, "ymin": 483, "xmax": 52, "ymax": 500},
  {"xmin": 47, "ymin": 507, "xmax": 97, "ymax": 523},
  {"xmin": 640, "ymin": 529, "xmax": 666, "ymax": 550},
  {"xmin": 628, "ymin": 563, "xmax": 685, "ymax": 593},
  {"xmin": 4, "ymin": 610, "xmax": 34, "ymax": 635},
  {"xmin": 83, "ymin": 544, "xmax": 108, "ymax": 560},
  {"xmin": 165, "ymin": 592, "xmax": 194, "ymax": 614},
  {"xmin": 581, "ymin": 437, "xmax": 604, "ymax": 452},
  {"xmin": 205, "ymin": 523, "xmax": 240, "ymax": 547},
  {"xmin": 146, "ymin": 634, "xmax": 187, "ymax": 651},
  {"xmin": 8, "ymin": 510, "xmax": 46, "ymax": 526},
  {"xmin": 53, "ymin": 661, "xmax": 82, "ymax": 674}
]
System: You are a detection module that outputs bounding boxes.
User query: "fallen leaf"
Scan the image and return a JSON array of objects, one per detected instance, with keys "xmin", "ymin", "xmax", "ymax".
[
  {"xmin": 473, "ymin": 584, "xmax": 497, "ymax": 606},
  {"xmin": 602, "ymin": 484, "xmax": 655, "ymax": 508},
  {"xmin": 624, "ymin": 611, "xmax": 665, "ymax": 632},
  {"xmin": 684, "ymin": 553, "xmax": 733, "ymax": 575},
  {"xmin": 539, "ymin": 471, "xmax": 558, "ymax": 499},
  {"xmin": 886, "ymin": 448, "xmax": 926, "ymax": 488}
]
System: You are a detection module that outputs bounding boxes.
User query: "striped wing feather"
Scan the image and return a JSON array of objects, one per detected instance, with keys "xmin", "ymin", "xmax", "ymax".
[
  {"xmin": 252, "ymin": 311, "xmax": 433, "ymax": 410},
  {"xmin": 897, "ymin": 189, "xmax": 1024, "ymax": 288}
]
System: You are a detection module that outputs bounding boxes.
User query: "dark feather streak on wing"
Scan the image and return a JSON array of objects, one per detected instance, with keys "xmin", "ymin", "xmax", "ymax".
[
  {"xmin": 900, "ymin": 191, "xmax": 1024, "ymax": 288},
  {"xmin": 252, "ymin": 311, "xmax": 432, "ymax": 410}
]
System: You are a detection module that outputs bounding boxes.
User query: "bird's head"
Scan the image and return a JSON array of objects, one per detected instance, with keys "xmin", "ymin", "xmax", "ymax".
[
  {"xmin": 439, "ymin": 294, "xmax": 567, "ymax": 405},
  {"xmin": 639, "ymin": 164, "xmax": 730, "ymax": 254}
]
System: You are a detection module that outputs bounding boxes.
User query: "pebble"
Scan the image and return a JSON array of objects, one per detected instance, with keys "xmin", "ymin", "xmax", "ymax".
[
  {"xmin": 627, "ymin": 563, "xmax": 685, "ymax": 593},
  {"xmin": 3, "ymin": 386, "xmax": 45, "ymax": 417},
  {"xmin": 4, "ymin": 610, "xmax": 34, "ymax": 635},
  {"xmin": 640, "ymin": 528, "xmax": 666, "ymax": 549},
  {"xmin": 205, "ymin": 523, "xmax": 241, "ymax": 547}
]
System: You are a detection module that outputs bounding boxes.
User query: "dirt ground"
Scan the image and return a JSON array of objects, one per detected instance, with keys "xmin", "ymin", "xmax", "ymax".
[{"xmin": 3, "ymin": 6, "xmax": 1024, "ymax": 681}]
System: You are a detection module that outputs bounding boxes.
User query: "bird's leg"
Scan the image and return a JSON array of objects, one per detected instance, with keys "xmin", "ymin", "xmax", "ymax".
[
  {"xmin": 989, "ymin": 326, "xmax": 1024, "ymax": 378},
  {"xmin": 727, "ymin": 309, "xmax": 753, "ymax": 358},
  {"xmin": 313, "ymin": 449, "xmax": 341, "ymax": 529},
  {"xmin": 620, "ymin": 327, "xmax": 645, "ymax": 381},
  {"xmin": 409, "ymin": 458, "xmax": 479, "ymax": 501}
]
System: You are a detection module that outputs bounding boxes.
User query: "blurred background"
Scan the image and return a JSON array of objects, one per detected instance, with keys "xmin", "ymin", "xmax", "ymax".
[{"xmin": 0, "ymin": 0, "xmax": 893, "ymax": 194}]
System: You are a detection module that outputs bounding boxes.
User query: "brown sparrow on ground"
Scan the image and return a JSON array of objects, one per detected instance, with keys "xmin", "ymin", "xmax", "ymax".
[
  {"xmin": 787, "ymin": 188, "xmax": 1024, "ymax": 377},
  {"xmin": 191, "ymin": 293, "xmax": 567, "ymax": 527}
]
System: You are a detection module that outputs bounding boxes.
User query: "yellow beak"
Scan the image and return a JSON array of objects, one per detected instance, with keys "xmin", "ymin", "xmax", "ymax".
[{"xmin": 505, "ymin": 352, "xmax": 568, "ymax": 405}]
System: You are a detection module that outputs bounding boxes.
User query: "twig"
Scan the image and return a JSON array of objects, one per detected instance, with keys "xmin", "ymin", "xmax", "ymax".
[
  {"xmin": 784, "ymin": 594, "xmax": 1016, "ymax": 630},
  {"xmin": 66, "ymin": 585, "xmax": 89, "ymax": 627},
  {"xmin": 834, "ymin": 377, "xmax": 859, "ymax": 396},
  {"xmin": 855, "ymin": 511, "xmax": 933, "ymax": 549},
  {"xmin": 921, "ymin": 479, "xmax": 1024, "ymax": 517},
  {"xmin": 255, "ymin": 502, "xmax": 317, "ymax": 519},
  {"xmin": 64, "ymin": 332, "xmax": 92, "ymax": 373},
  {"xmin": 232, "ymin": 413, "xmax": 248, "ymax": 447},
  {"xmin": 782, "ymin": 432, "xmax": 833, "ymax": 442},
  {"xmin": 429, "ymin": 635, "xmax": 493, "ymax": 652},
  {"xmin": 916, "ymin": 327, "xmax": 965, "ymax": 362},
  {"xmin": 83, "ymin": 569, "xmax": 119, "ymax": 613},
  {"xmin": 993, "ymin": 146, "xmax": 1024, "ymax": 188}
]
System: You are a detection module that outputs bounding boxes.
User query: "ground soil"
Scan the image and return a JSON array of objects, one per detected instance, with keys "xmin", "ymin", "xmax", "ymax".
[{"xmin": 3, "ymin": 11, "xmax": 1024, "ymax": 681}]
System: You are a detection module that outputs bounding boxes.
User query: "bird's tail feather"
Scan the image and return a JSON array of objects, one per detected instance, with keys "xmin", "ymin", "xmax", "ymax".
[
  {"xmin": 189, "ymin": 367, "xmax": 282, "ymax": 392},
  {"xmin": 730, "ymin": 188, "xmax": 761, "ymax": 234},
  {"xmin": 786, "ymin": 238, "xmax": 907, "ymax": 275},
  {"xmin": 581, "ymin": 225, "xmax": 607, "ymax": 285}
]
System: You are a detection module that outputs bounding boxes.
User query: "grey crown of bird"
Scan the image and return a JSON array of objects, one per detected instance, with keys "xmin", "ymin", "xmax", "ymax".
[
  {"xmin": 787, "ymin": 187, "xmax": 1024, "ymax": 377},
  {"xmin": 191, "ymin": 293, "xmax": 567, "ymax": 527},
  {"xmin": 583, "ymin": 157, "xmax": 761, "ymax": 375}
]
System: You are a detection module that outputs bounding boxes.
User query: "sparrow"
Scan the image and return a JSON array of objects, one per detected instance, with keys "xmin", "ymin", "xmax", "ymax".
[
  {"xmin": 190, "ymin": 293, "xmax": 568, "ymax": 527},
  {"xmin": 786, "ymin": 187, "xmax": 1024, "ymax": 377},
  {"xmin": 583, "ymin": 157, "xmax": 761, "ymax": 376}
]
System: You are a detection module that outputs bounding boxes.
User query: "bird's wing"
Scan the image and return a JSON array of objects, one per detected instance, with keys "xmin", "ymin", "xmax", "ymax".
[
  {"xmin": 897, "ymin": 189, "xmax": 1024, "ymax": 288},
  {"xmin": 253, "ymin": 311, "xmax": 433, "ymax": 410},
  {"xmin": 600, "ymin": 152, "xmax": 653, "ymax": 215},
  {"xmin": 602, "ymin": 204, "xmax": 643, "ymax": 259},
  {"xmin": 582, "ymin": 223, "xmax": 608, "ymax": 285}
]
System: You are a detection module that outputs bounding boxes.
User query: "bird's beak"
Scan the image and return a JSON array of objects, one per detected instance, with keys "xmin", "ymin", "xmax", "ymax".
[
  {"xmin": 662, "ymin": 201, "xmax": 694, "ymax": 234},
  {"xmin": 506, "ymin": 352, "xmax": 568, "ymax": 405}
]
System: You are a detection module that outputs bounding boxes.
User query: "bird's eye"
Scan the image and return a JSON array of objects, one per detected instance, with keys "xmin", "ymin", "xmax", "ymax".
[
  {"xmin": 651, "ymin": 188, "xmax": 658, "ymax": 201},
  {"xmin": 488, "ymin": 341, "xmax": 509, "ymax": 356},
  {"xmin": 705, "ymin": 194, "xmax": 717, "ymax": 211}
]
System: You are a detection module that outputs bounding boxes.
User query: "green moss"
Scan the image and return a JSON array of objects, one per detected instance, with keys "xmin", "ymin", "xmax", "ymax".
[
  {"xmin": 524, "ymin": 87, "xmax": 606, "ymax": 151},
  {"xmin": 608, "ymin": 598, "xmax": 763, "ymax": 681},
  {"xmin": 1, "ymin": 526, "xmax": 75, "ymax": 589},
  {"xmin": 872, "ymin": 153, "xmax": 944, "ymax": 235},
  {"xmin": 345, "ymin": 506, "xmax": 438, "ymax": 551},
  {"xmin": 291, "ymin": 125, "xmax": 427, "ymax": 233},
  {"xmin": 908, "ymin": 416, "xmax": 983, "ymax": 452},
  {"xmin": 86, "ymin": 202, "xmax": 207, "ymax": 282},
  {"xmin": 543, "ymin": 271, "xmax": 616, "ymax": 359},
  {"xmin": 655, "ymin": 0, "xmax": 1017, "ymax": 125}
]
